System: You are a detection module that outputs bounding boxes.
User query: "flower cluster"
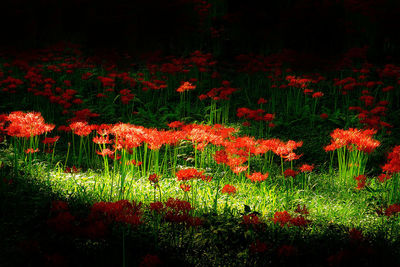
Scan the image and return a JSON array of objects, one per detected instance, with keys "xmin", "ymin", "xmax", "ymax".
[
  {"xmin": 5, "ymin": 111, "xmax": 55, "ymax": 138},
  {"xmin": 273, "ymin": 210, "xmax": 310, "ymax": 227},
  {"xmin": 324, "ymin": 128, "xmax": 380, "ymax": 154},
  {"xmin": 221, "ymin": 184, "xmax": 237, "ymax": 195},
  {"xmin": 382, "ymin": 145, "xmax": 400, "ymax": 174},
  {"xmin": 246, "ymin": 172, "xmax": 269, "ymax": 182}
]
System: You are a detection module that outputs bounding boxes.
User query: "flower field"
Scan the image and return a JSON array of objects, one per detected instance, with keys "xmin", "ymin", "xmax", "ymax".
[
  {"xmin": 1, "ymin": 2, "xmax": 400, "ymax": 265},
  {"xmin": 0, "ymin": 42, "xmax": 399, "ymax": 266}
]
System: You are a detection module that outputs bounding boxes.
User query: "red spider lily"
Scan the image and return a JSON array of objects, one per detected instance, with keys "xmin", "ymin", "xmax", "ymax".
[
  {"xmin": 69, "ymin": 121, "xmax": 92, "ymax": 136},
  {"xmin": 273, "ymin": 211, "xmax": 292, "ymax": 227},
  {"xmin": 303, "ymin": 88, "xmax": 314, "ymax": 94},
  {"xmin": 64, "ymin": 166, "xmax": 80, "ymax": 173},
  {"xmin": 176, "ymin": 81, "xmax": 196, "ymax": 93},
  {"xmin": 221, "ymin": 184, "xmax": 237, "ymax": 195},
  {"xmin": 25, "ymin": 148, "xmax": 39, "ymax": 154},
  {"xmin": 164, "ymin": 198, "xmax": 193, "ymax": 224},
  {"xmin": 97, "ymin": 76, "xmax": 115, "ymax": 87},
  {"xmin": 96, "ymin": 148, "xmax": 114, "ymax": 157},
  {"xmin": 231, "ymin": 165, "xmax": 248, "ymax": 174},
  {"xmin": 299, "ymin": 164, "xmax": 314, "ymax": 172},
  {"xmin": 274, "ymin": 140, "xmax": 303, "ymax": 158},
  {"xmin": 246, "ymin": 172, "xmax": 269, "ymax": 182},
  {"xmin": 257, "ymin": 98, "xmax": 267, "ymax": 104},
  {"xmin": 382, "ymin": 85, "xmax": 394, "ymax": 92},
  {"xmin": 382, "ymin": 145, "xmax": 400, "ymax": 174},
  {"xmin": 324, "ymin": 128, "xmax": 380, "ymax": 154},
  {"xmin": 294, "ymin": 204, "xmax": 309, "ymax": 215},
  {"xmin": 213, "ymin": 150, "xmax": 229, "ymax": 165},
  {"xmin": 355, "ymin": 174, "xmax": 367, "ymax": 190},
  {"xmin": 148, "ymin": 173, "xmax": 159, "ymax": 184},
  {"xmin": 320, "ymin": 113, "xmax": 328, "ymax": 119},
  {"xmin": 180, "ymin": 183, "xmax": 191, "ymax": 192},
  {"xmin": 164, "ymin": 198, "xmax": 192, "ymax": 212},
  {"xmin": 312, "ymin": 92, "xmax": 324, "ymax": 98},
  {"xmin": 92, "ymin": 135, "xmax": 112, "ymax": 144},
  {"xmin": 81, "ymin": 72, "xmax": 93, "ymax": 80},
  {"xmin": 168, "ymin": 121, "xmax": 185, "ymax": 129},
  {"xmin": 72, "ymin": 98, "xmax": 83, "ymax": 105},
  {"xmin": 176, "ymin": 168, "xmax": 204, "ymax": 181},
  {"xmin": 202, "ymin": 80, "xmax": 238, "ymax": 101},
  {"xmin": 263, "ymin": 113, "xmax": 275, "ymax": 122},
  {"xmin": 42, "ymin": 136, "xmax": 60, "ymax": 145},
  {"xmin": 119, "ymin": 89, "xmax": 135, "ymax": 104},
  {"xmin": 384, "ymin": 203, "xmax": 400, "ymax": 216},
  {"xmin": 69, "ymin": 109, "xmax": 99, "ymax": 123},
  {"xmin": 290, "ymin": 215, "xmax": 310, "ymax": 227},
  {"xmin": 5, "ymin": 111, "xmax": 55, "ymax": 138},
  {"xmin": 282, "ymin": 152, "xmax": 302, "ymax": 161},
  {"xmin": 377, "ymin": 173, "xmax": 391, "ymax": 183},
  {"xmin": 96, "ymin": 93, "xmax": 108, "ymax": 98},
  {"xmin": 284, "ymin": 169, "xmax": 298, "ymax": 178},
  {"xmin": 129, "ymin": 160, "xmax": 142, "ymax": 166}
]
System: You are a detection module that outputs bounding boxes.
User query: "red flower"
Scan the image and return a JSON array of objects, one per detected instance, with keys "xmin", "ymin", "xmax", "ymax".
[
  {"xmin": 246, "ymin": 172, "xmax": 269, "ymax": 182},
  {"xmin": 384, "ymin": 203, "xmax": 400, "ymax": 216},
  {"xmin": 284, "ymin": 169, "xmax": 298, "ymax": 178},
  {"xmin": 299, "ymin": 164, "xmax": 314, "ymax": 172},
  {"xmin": 213, "ymin": 150, "xmax": 229, "ymax": 165},
  {"xmin": 25, "ymin": 148, "xmax": 39, "ymax": 154},
  {"xmin": 290, "ymin": 216, "xmax": 310, "ymax": 227},
  {"xmin": 176, "ymin": 81, "xmax": 196, "ymax": 93},
  {"xmin": 377, "ymin": 173, "xmax": 391, "ymax": 183},
  {"xmin": 176, "ymin": 168, "xmax": 204, "ymax": 181},
  {"xmin": 354, "ymin": 174, "xmax": 367, "ymax": 190},
  {"xmin": 69, "ymin": 121, "xmax": 92, "ymax": 136},
  {"xmin": 149, "ymin": 173, "xmax": 159, "ymax": 185},
  {"xmin": 257, "ymin": 98, "xmax": 267, "ymax": 104},
  {"xmin": 180, "ymin": 183, "xmax": 191, "ymax": 192},
  {"xmin": 96, "ymin": 148, "xmax": 114, "ymax": 157},
  {"xmin": 5, "ymin": 111, "xmax": 55, "ymax": 138},
  {"xmin": 312, "ymin": 92, "xmax": 324, "ymax": 98},
  {"xmin": 221, "ymin": 184, "xmax": 237, "ymax": 195},
  {"xmin": 42, "ymin": 136, "xmax": 60, "ymax": 145},
  {"xmin": 294, "ymin": 204, "xmax": 309, "ymax": 215},
  {"xmin": 168, "ymin": 121, "xmax": 185, "ymax": 128},
  {"xmin": 273, "ymin": 211, "xmax": 292, "ymax": 227},
  {"xmin": 320, "ymin": 113, "xmax": 329, "ymax": 119}
]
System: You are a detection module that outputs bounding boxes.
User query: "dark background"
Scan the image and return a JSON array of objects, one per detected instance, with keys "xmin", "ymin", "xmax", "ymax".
[{"xmin": 1, "ymin": 0, "xmax": 400, "ymax": 63}]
